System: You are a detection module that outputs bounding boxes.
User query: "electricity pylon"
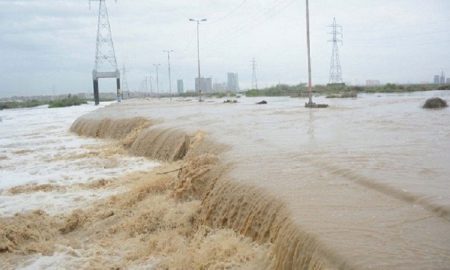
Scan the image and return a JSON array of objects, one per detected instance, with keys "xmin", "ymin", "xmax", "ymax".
[
  {"xmin": 90, "ymin": 0, "xmax": 120, "ymax": 105},
  {"xmin": 328, "ymin": 17, "xmax": 343, "ymax": 84}
]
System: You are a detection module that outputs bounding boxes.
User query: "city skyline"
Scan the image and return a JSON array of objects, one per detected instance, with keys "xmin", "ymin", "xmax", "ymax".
[{"xmin": 1, "ymin": 0, "xmax": 450, "ymax": 97}]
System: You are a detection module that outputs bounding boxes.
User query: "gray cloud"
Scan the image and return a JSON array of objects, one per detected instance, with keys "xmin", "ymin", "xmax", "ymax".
[{"xmin": 0, "ymin": 0, "xmax": 449, "ymax": 97}]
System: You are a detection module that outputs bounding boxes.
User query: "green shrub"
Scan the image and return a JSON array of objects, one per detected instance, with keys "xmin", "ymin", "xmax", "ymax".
[
  {"xmin": 48, "ymin": 95, "xmax": 87, "ymax": 108},
  {"xmin": 0, "ymin": 99, "xmax": 47, "ymax": 110}
]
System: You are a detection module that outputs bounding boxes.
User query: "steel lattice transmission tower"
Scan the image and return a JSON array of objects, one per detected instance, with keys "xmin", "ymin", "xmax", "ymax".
[
  {"xmin": 251, "ymin": 58, "xmax": 258, "ymax": 90},
  {"xmin": 328, "ymin": 17, "xmax": 343, "ymax": 84},
  {"xmin": 90, "ymin": 0, "xmax": 120, "ymax": 105}
]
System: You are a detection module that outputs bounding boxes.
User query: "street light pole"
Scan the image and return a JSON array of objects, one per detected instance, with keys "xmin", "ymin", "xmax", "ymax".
[
  {"xmin": 189, "ymin": 18, "xmax": 207, "ymax": 102},
  {"xmin": 164, "ymin": 50, "xmax": 174, "ymax": 101},
  {"xmin": 153, "ymin": 64, "xmax": 160, "ymax": 98},
  {"xmin": 149, "ymin": 74, "xmax": 153, "ymax": 97},
  {"xmin": 305, "ymin": 0, "xmax": 313, "ymax": 106}
]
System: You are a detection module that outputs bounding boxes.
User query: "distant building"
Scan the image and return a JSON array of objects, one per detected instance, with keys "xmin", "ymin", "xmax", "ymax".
[
  {"xmin": 227, "ymin": 73, "xmax": 239, "ymax": 92},
  {"xmin": 213, "ymin": 82, "xmax": 227, "ymax": 92},
  {"xmin": 195, "ymin": 77, "xmax": 212, "ymax": 93},
  {"xmin": 440, "ymin": 71, "xmax": 446, "ymax": 84},
  {"xmin": 434, "ymin": 75, "xmax": 441, "ymax": 84},
  {"xmin": 366, "ymin": 80, "xmax": 380, "ymax": 86},
  {"xmin": 177, "ymin": 79, "xmax": 184, "ymax": 94},
  {"xmin": 446, "ymin": 78, "xmax": 450, "ymax": 84}
]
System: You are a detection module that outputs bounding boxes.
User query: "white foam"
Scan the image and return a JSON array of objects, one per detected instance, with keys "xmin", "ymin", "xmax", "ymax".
[
  {"xmin": 0, "ymin": 188, "xmax": 121, "ymax": 217},
  {"xmin": 0, "ymin": 102, "xmax": 159, "ymax": 216},
  {"xmin": 14, "ymin": 245, "xmax": 160, "ymax": 270}
]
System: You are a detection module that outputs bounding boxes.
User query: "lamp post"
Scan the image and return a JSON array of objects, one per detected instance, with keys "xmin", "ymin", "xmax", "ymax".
[
  {"xmin": 305, "ymin": 0, "xmax": 313, "ymax": 106},
  {"xmin": 153, "ymin": 64, "xmax": 160, "ymax": 98},
  {"xmin": 189, "ymin": 18, "xmax": 207, "ymax": 102},
  {"xmin": 163, "ymin": 50, "xmax": 174, "ymax": 101}
]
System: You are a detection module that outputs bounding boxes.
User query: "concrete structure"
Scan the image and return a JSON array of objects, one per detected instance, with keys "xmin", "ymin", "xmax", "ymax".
[
  {"xmin": 227, "ymin": 73, "xmax": 239, "ymax": 92},
  {"xmin": 195, "ymin": 77, "xmax": 212, "ymax": 93},
  {"xmin": 366, "ymin": 80, "xmax": 380, "ymax": 86},
  {"xmin": 177, "ymin": 79, "xmax": 184, "ymax": 94}
]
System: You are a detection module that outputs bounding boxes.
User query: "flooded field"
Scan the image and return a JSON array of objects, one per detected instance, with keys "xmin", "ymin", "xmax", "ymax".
[{"xmin": 1, "ymin": 91, "xmax": 450, "ymax": 269}]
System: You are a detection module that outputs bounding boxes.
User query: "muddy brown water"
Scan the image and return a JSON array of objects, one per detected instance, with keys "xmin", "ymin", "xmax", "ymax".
[
  {"xmin": 70, "ymin": 91, "xmax": 450, "ymax": 269},
  {"xmin": 74, "ymin": 92, "xmax": 450, "ymax": 269}
]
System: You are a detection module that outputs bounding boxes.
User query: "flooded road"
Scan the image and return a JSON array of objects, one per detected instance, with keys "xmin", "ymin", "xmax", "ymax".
[{"xmin": 81, "ymin": 90, "xmax": 450, "ymax": 269}]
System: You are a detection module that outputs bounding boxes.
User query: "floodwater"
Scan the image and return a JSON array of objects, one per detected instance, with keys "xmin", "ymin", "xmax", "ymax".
[
  {"xmin": 0, "ymin": 103, "xmax": 159, "ymax": 216},
  {"xmin": 83, "ymin": 90, "xmax": 450, "ymax": 269},
  {"xmin": 0, "ymin": 102, "xmax": 272, "ymax": 269}
]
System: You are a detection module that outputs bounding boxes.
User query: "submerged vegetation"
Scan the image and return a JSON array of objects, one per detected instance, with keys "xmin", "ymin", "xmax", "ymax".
[{"xmin": 48, "ymin": 95, "xmax": 87, "ymax": 108}]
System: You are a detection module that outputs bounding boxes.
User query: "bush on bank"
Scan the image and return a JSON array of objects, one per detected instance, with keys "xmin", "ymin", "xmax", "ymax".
[
  {"xmin": 0, "ymin": 100, "xmax": 47, "ymax": 110},
  {"xmin": 48, "ymin": 95, "xmax": 87, "ymax": 108}
]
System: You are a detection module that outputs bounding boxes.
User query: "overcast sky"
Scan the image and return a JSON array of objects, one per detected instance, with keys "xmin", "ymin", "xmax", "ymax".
[{"xmin": 1, "ymin": 0, "xmax": 449, "ymax": 97}]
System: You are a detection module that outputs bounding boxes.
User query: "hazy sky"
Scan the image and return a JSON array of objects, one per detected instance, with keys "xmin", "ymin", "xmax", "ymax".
[{"xmin": 1, "ymin": 0, "xmax": 449, "ymax": 97}]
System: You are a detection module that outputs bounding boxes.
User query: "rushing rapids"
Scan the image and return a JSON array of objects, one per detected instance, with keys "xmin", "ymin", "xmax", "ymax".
[{"xmin": 70, "ymin": 116, "xmax": 331, "ymax": 269}]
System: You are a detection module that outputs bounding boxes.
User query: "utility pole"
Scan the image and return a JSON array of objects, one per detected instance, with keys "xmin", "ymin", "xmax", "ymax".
[
  {"xmin": 164, "ymin": 50, "xmax": 174, "ymax": 101},
  {"xmin": 149, "ymin": 74, "xmax": 153, "ymax": 97},
  {"xmin": 189, "ymin": 18, "xmax": 207, "ymax": 102},
  {"xmin": 305, "ymin": 0, "xmax": 313, "ymax": 106},
  {"xmin": 251, "ymin": 58, "xmax": 258, "ymax": 90},
  {"xmin": 144, "ymin": 76, "xmax": 149, "ymax": 96},
  {"xmin": 122, "ymin": 65, "xmax": 129, "ymax": 99},
  {"xmin": 153, "ymin": 64, "xmax": 161, "ymax": 98},
  {"xmin": 328, "ymin": 17, "xmax": 343, "ymax": 84},
  {"xmin": 140, "ymin": 78, "xmax": 146, "ymax": 93}
]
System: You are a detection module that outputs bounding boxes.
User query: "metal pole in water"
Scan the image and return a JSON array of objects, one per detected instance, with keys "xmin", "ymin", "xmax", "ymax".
[{"xmin": 306, "ymin": 0, "xmax": 313, "ymax": 105}]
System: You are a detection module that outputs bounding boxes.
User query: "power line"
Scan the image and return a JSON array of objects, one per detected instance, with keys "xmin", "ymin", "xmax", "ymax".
[
  {"xmin": 208, "ymin": 0, "xmax": 249, "ymax": 25},
  {"xmin": 203, "ymin": 0, "xmax": 297, "ymax": 49}
]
